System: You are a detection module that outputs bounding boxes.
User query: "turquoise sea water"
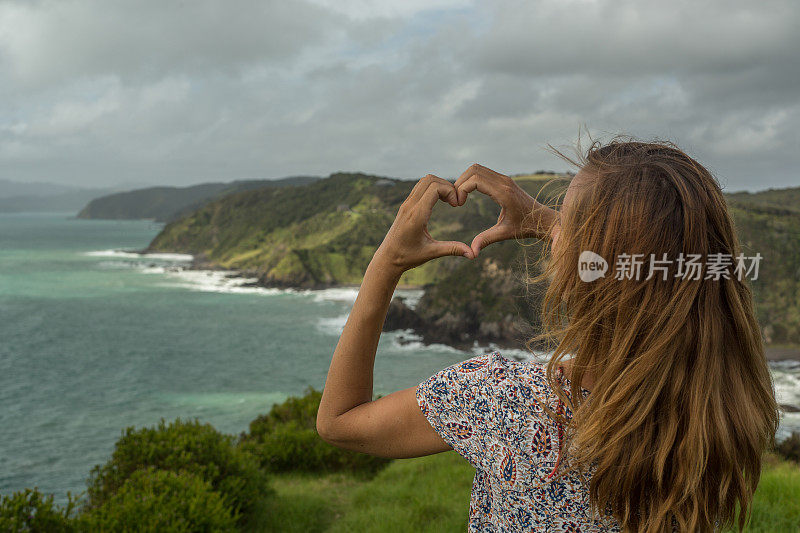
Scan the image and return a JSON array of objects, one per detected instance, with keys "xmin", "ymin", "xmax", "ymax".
[
  {"xmin": 1, "ymin": 212, "xmax": 798, "ymax": 505},
  {"xmin": 0, "ymin": 212, "xmax": 482, "ymax": 505}
]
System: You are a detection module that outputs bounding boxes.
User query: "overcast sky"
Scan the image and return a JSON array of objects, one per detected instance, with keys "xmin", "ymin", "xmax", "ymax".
[{"xmin": 1, "ymin": 0, "xmax": 798, "ymax": 192}]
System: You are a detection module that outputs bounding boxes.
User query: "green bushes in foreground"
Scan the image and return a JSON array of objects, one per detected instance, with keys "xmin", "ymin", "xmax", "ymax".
[
  {"xmin": 0, "ymin": 389, "xmax": 390, "ymax": 531},
  {"xmin": 238, "ymin": 387, "xmax": 391, "ymax": 476},
  {"xmin": 85, "ymin": 417, "xmax": 270, "ymax": 525},
  {"xmin": 0, "ymin": 487, "xmax": 81, "ymax": 532},
  {"xmin": 3, "ymin": 390, "xmax": 799, "ymax": 531},
  {"xmin": 80, "ymin": 467, "xmax": 237, "ymax": 532}
]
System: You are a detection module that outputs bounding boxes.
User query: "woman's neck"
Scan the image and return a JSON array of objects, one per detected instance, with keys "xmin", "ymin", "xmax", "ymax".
[{"xmin": 559, "ymin": 358, "xmax": 595, "ymax": 392}]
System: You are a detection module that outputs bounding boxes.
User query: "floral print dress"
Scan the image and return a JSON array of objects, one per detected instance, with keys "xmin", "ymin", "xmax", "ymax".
[{"xmin": 415, "ymin": 350, "xmax": 621, "ymax": 532}]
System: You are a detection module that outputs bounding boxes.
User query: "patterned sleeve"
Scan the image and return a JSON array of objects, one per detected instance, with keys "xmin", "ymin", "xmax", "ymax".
[{"xmin": 416, "ymin": 350, "xmax": 532, "ymax": 470}]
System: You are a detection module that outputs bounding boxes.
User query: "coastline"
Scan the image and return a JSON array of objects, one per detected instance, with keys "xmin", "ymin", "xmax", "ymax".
[
  {"xmin": 202, "ymin": 268, "xmax": 800, "ymax": 363},
  {"xmin": 134, "ymin": 248, "xmax": 800, "ymax": 363}
]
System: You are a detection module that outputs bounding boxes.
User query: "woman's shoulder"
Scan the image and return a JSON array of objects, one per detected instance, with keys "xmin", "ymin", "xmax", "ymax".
[
  {"xmin": 463, "ymin": 352, "xmax": 593, "ymax": 407},
  {"xmin": 450, "ymin": 350, "xmax": 559, "ymax": 396}
]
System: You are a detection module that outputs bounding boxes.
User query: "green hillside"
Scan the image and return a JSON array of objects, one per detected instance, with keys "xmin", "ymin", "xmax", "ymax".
[
  {"xmin": 146, "ymin": 173, "xmax": 800, "ymax": 348},
  {"xmin": 76, "ymin": 175, "xmax": 321, "ymax": 222},
  {"xmin": 727, "ymin": 187, "xmax": 800, "ymax": 215},
  {"xmin": 146, "ymin": 172, "xmax": 566, "ymax": 289},
  {"xmin": 727, "ymin": 190, "xmax": 800, "ymax": 345}
]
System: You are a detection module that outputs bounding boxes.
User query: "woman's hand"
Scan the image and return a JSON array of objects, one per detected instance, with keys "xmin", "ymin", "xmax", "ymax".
[
  {"xmin": 374, "ymin": 174, "xmax": 474, "ymax": 272},
  {"xmin": 454, "ymin": 163, "xmax": 559, "ymax": 257}
]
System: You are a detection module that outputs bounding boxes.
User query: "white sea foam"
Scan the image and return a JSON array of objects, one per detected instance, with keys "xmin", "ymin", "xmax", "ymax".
[
  {"xmin": 84, "ymin": 248, "xmax": 299, "ymax": 296},
  {"xmin": 384, "ymin": 329, "xmax": 464, "ymax": 355},
  {"xmin": 308, "ymin": 287, "xmax": 361, "ymax": 304},
  {"xmin": 384, "ymin": 330, "xmax": 551, "ymax": 361},
  {"xmin": 772, "ymin": 362, "xmax": 800, "ymax": 438},
  {"xmin": 85, "ymin": 249, "xmax": 431, "ymax": 308},
  {"xmin": 141, "ymin": 266, "xmax": 168, "ymax": 274},
  {"xmin": 394, "ymin": 288, "xmax": 424, "ymax": 309},
  {"xmin": 315, "ymin": 313, "xmax": 350, "ymax": 336},
  {"xmin": 84, "ymin": 249, "xmax": 193, "ymax": 262},
  {"xmin": 291, "ymin": 286, "xmax": 425, "ymax": 307},
  {"xmin": 489, "ymin": 346, "xmax": 550, "ymax": 363},
  {"xmin": 156, "ymin": 269, "xmax": 292, "ymax": 296},
  {"xmin": 774, "ymin": 369, "xmax": 800, "ymax": 405}
]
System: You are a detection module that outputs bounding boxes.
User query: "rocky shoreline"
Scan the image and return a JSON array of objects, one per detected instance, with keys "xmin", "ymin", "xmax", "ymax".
[
  {"xmin": 132, "ymin": 248, "xmax": 800, "ymax": 363},
  {"xmin": 214, "ymin": 266, "xmax": 800, "ymax": 363},
  {"xmin": 381, "ymin": 295, "xmax": 540, "ymax": 353},
  {"xmin": 156, "ymin": 252, "xmax": 541, "ymax": 353}
]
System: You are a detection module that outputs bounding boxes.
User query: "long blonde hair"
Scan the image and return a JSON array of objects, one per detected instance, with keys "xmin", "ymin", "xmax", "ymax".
[{"xmin": 525, "ymin": 134, "xmax": 780, "ymax": 532}]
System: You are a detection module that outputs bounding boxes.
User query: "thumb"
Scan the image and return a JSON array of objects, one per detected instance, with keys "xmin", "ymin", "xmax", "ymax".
[
  {"xmin": 470, "ymin": 225, "xmax": 508, "ymax": 257},
  {"xmin": 430, "ymin": 240, "xmax": 474, "ymax": 259}
]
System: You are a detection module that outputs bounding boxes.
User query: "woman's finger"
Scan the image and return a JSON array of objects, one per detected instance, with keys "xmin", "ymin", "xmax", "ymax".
[
  {"xmin": 404, "ymin": 175, "xmax": 433, "ymax": 206},
  {"xmin": 456, "ymin": 173, "xmax": 506, "ymax": 207},
  {"xmin": 428, "ymin": 239, "xmax": 473, "ymax": 260},
  {"xmin": 427, "ymin": 175, "xmax": 459, "ymax": 207},
  {"xmin": 454, "ymin": 164, "xmax": 503, "ymax": 206},
  {"xmin": 406, "ymin": 174, "xmax": 455, "ymax": 207},
  {"xmin": 470, "ymin": 223, "xmax": 511, "ymax": 257},
  {"xmin": 413, "ymin": 179, "xmax": 459, "ymax": 223}
]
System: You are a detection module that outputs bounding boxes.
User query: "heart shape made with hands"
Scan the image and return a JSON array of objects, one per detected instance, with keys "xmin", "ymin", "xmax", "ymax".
[
  {"xmin": 389, "ymin": 167, "xmax": 549, "ymax": 270},
  {"xmin": 435, "ymin": 190, "xmax": 503, "ymax": 260},
  {"xmin": 455, "ymin": 176, "xmax": 541, "ymax": 260},
  {"xmin": 423, "ymin": 177, "xmax": 525, "ymax": 260},
  {"xmin": 462, "ymin": 191, "xmax": 512, "ymax": 259}
]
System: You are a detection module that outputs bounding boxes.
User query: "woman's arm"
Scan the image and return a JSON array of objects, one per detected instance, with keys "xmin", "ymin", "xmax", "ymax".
[
  {"xmin": 315, "ymin": 253, "xmax": 453, "ymax": 458},
  {"xmin": 315, "ymin": 167, "xmax": 558, "ymax": 458},
  {"xmin": 316, "ymin": 175, "xmax": 471, "ymax": 458}
]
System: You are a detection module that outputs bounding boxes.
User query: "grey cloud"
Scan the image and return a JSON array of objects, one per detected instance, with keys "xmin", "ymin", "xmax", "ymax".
[
  {"xmin": 0, "ymin": 0, "xmax": 345, "ymax": 87},
  {"xmin": 0, "ymin": 0, "xmax": 798, "ymax": 191},
  {"xmin": 471, "ymin": 0, "xmax": 799, "ymax": 78}
]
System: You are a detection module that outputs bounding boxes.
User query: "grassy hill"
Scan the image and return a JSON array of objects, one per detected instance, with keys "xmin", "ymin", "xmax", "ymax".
[
  {"xmin": 76, "ymin": 175, "xmax": 321, "ymax": 222},
  {"xmin": 726, "ymin": 189, "xmax": 800, "ymax": 345},
  {"xmin": 251, "ymin": 451, "xmax": 800, "ymax": 533},
  {"xmin": 146, "ymin": 173, "xmax": 800, "ymax": 348},
  {"xmin": 146, "ymin": 172, "xmax": 566, "ymax": 288}
]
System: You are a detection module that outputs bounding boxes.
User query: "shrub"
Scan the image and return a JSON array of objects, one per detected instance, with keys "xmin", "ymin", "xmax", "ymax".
[
  {"xmin": 85, "ymin": 417, "xmax": 270, "ymax": 523},
  {"xmin": 244, "ymin": 388, "xmax": 322, "ymax": 440},
  {"xmin": 238, "ymin": 387, "xmax": 391, "ymax": 476},
  {"xmin": 0, "ymin": 487, "xmax": 81, "ymax": 532},
  {"xmin": 240, "ymin": 420, "xmax": 389, "ymax": 476},
  {"xmin": 776, "ymin": 431, "xmax": 800, "ymax": 464},
  {"xmin": 81, "ymin": 467, "xmax": 237, "ymax": 532}
]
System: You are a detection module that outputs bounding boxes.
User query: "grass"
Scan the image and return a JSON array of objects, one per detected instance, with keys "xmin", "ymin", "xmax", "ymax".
[
  {"xmin": 245, "ymin": 452, "xmax": 473, "ymax": 533},
  {"xmin": 246, "ymin": 451, "xmax": 800, "ymax": 532},
  {"xmin": 725, "ymin": 454, "xmax": 800, "ymax": 532}
]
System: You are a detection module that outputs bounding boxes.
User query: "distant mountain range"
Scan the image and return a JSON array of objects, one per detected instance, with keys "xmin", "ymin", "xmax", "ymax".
[
  {"xmin": 76, "ymin": 176, "xmax": 321, "ymax": 222},
  {"xmin": 0, "ymin": 176, "xmax": 324, "ymax": 218}
]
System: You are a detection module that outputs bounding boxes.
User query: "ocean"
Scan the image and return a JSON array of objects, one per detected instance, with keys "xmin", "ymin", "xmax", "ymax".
[{"xmin": 1, "ymin": 212, "xmax": 798, "ymax": 505}]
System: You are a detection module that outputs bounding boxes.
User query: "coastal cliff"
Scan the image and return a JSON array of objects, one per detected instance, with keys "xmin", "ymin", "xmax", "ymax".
[{"xmin": 145, "ymin": 173, "xmax": 800, "ymax": 353}]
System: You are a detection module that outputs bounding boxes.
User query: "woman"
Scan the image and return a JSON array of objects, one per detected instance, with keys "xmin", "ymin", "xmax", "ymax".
[{"xmin": 316, "ymin": 138, "xmax": 780, "ymax": 532}]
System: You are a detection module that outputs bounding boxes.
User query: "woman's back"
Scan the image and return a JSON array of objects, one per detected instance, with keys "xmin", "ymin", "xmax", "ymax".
[
  {"xmin": 416, "ymin": 350, "xmax": 625, "ymax": 532},
  {"xmin": 319, "ymin": 143, "xmax": 778, "ymax": 532}
]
